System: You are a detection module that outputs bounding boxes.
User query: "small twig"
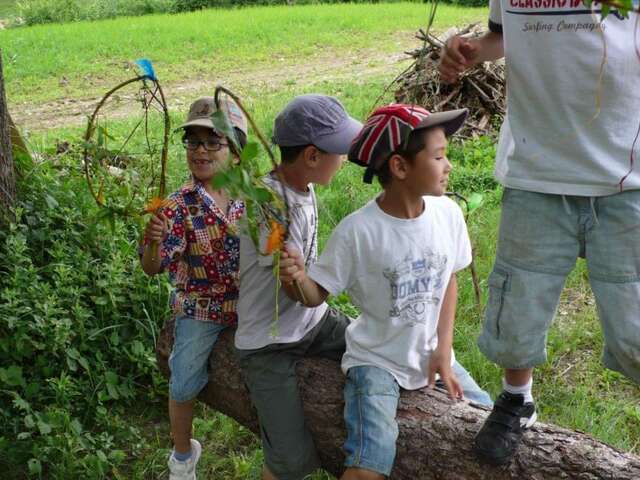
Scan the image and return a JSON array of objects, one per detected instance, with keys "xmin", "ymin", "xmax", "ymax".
[{"xmin": 434, "ymin": 85, "xmax": 462, "ymax": 110}]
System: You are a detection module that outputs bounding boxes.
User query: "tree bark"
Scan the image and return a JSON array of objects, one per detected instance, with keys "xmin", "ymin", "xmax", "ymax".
[
  {"xmin": 156, "ymin": 319, "xmax": 640, "ymax": 479},
  {"xmin": 0, "ymin": 50, "xmax": 16, "ymax": 213}
]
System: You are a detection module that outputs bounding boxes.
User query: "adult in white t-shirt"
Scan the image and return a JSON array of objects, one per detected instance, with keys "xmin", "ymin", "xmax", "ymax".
[
  {"xmin": 439, "ymin": 0, "xmax": 640, "ymax": 466},
  {"xmin": 279, "ymin": 104, "xmax": 492, "ymax": 479}
]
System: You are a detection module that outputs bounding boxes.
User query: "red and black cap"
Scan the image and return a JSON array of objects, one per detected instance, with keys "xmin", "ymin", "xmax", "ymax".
[{"xmin": 348, "ymin": 104, "xmax": 468, "ymax": 183}]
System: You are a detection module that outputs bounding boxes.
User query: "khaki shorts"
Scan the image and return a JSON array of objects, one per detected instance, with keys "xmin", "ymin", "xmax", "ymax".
[{"xmin": 235, "ymin": 308, "xmax": 349, "ymax": 480}]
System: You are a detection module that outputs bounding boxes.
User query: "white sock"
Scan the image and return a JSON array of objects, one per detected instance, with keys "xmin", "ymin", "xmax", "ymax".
[{"xmin": 503, "ymin": 377, "xmax": 534, "ymax": 404}]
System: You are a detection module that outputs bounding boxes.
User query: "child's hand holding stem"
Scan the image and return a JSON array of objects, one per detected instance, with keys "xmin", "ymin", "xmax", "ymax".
[
  {"xmin": 279, "ymin": 246, "xmax": 307, "ymax": 284},
  {"xmin": 278, "ymin": 246, "xmax": 328, "ymax": 307},
  {"xmin": 141, "ymin": 212, "xmax": 168, "ymax": 275}
]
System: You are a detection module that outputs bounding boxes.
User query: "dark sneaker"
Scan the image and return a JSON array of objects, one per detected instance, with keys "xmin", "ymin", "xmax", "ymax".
[{"xmin": 473, "ymin": 391, "xmax": 537, "ymax": 465}]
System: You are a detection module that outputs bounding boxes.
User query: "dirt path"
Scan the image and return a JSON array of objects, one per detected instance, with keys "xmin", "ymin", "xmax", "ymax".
[{"xmin": 10, "ymin": 33, "xmax": 420, "ymax": 133}]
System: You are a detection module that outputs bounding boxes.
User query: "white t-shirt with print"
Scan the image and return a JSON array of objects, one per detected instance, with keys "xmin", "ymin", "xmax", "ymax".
[
  {"xmin": 235, "ymin": 175, "xmax": 327, "ymax": 350},
  {"xmin": 308, "ymin": 195, "xmax": 471, "ymax": 390},
  {"xmin": 490, "ymin": 0, "xmax": 640, "ymax": 196}
]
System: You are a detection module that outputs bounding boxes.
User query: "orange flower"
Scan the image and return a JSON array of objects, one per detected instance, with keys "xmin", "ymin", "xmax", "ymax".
[
  {"xmin": 144, "ymin": 197, "xmax": 166, "ymax": 214},
  {"xmin": 264, "ymin": 220, "xmax": 285, "ymax": 254}
]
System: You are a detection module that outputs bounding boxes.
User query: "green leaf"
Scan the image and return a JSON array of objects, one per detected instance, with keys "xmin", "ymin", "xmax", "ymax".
[
  {"xmin": 70, "ymin": 419, "xmax": 83, "ymax": 435},
  {"xmin": 106, "ymin": 383, "xmax": 120, "ymax": 399},
  {"xmin": 77, "ymin": 356, "xmax": 90, "ymax": 372},
  {"xmin": 467, "ymin": 193, "xmax": 484, "ymax": 213},
  {"xmin": 253, "ymin": 187, "xmax": 273, "ymax": 203},
  {"xmin": 211, "ymin": 170, "xmax": 231, "ymax": 190},
  {"xmin": 66, "ymin": 356, "xmax": 78, "ymax": 372},
  {"xmin": 27, "ymin": 459, "xmax": 42, "ymax": 475},
  {"xmin": 241, "ymin": 168, "xmax": 251, "ymax": 191},
  {"xmin": 12, "ymin": 394, "xmax": 30, "ymax": 411},
  {"xmin": 93, "ymin": 296, "xmax": 109, "ymax": 306},
  {"xmin": 67, "ymin": 348, "xmax": 80, "ymax": 360},
  {"xmin": 105, "ymin": 371, "xmax": 118, "ymax": 385},
  {"xmin": 210, "ymin": 110, "xmax": 239, "ymax": 152},
  {"xmin": 44, "ymin": 193, "xmax": 59, "ymax": 209},
  {"xmin": 24, "ymin": 415, "xmax": 35, "ymax": 429},
  {"xmin": 0, "ymin": 365, "xmax": 25, "ymax": 387},
  {"xmin": 97, "ymin": 450, "xmax": 108, "ymax": 463},
  {"xmin": 240, "ymin": 141, "xmax": 259, "ymax": 163},
  {"xmin": 37, "ymin": 419, "xmax": 52, "ymax": 435}
]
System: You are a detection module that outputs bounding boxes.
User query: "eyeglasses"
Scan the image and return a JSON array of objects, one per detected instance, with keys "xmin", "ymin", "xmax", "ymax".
[{"xmin": 182, "ymin": 138, "xmax": 228, "ymax": 151}]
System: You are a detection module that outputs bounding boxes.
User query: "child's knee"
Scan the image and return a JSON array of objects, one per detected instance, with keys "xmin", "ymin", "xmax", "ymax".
[{"xmin": 341, "ymin": 467, "xmax": 385, "ymax": 480}]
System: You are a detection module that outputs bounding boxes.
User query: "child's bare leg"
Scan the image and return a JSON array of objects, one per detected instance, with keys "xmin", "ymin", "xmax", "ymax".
[
  {"xmin": 505, "ymin": 367, "xmax": 533, "ymax": 386},
  {"xmin": 169, "ymin": 398, "xmax": 195, "ymax": 453},
  {"xmin": 262, "ymin": 464, "xmax": 278, "ymax": 480},
  {"xmin": 341, "ymin": 467, "xmax": 385, "ymax": 480}
]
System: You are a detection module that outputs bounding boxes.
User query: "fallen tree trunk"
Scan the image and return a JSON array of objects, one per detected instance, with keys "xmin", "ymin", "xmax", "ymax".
[{"xmin": 156, "ymin": 319, "xmax": 640, "ymax": 479}]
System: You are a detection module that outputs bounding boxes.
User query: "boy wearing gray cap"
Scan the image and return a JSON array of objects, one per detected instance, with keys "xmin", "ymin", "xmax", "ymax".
[
  {"xmin": 279, "ymin": 104, "xmax": 492, "ymax": 479},
  {"xmin": 235, "ymin": 94, "xmax": 362, "ymax": 480},
  {"xmin": 140, "ymin": 96, "xmax": 247, "ymax": 480}
]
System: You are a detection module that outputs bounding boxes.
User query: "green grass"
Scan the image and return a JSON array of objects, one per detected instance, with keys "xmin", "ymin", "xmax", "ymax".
[
  {"xmin": 0, "ymin": 3, "xmax": 486, "ymax": 103},
  {"xmin": 0, "ymin": 0, "xmax": 16, "ymax": 17}
]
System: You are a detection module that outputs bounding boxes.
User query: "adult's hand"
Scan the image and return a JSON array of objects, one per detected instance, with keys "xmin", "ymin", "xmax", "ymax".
[{"xmin": 438, "ymin": 35, "xmax": 480, "ymax": 84}]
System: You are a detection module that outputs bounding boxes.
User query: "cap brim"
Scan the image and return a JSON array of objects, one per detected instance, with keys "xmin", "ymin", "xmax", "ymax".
[
  {"xmin": 416, "ymin": 108, "xmax": 468, "ymax": 136},
  {"xmin": 313, "ymin": 116, "xmax": 363, "ymax": 154},
  {"xmin": 174, "ymin": 118, "xmax": 220, "ymax": 134}
]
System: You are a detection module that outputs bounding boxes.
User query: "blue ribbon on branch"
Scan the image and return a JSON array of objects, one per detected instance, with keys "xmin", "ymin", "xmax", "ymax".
[{"xmin": 135, "ymin": 58, "xmax": 157, "ymax": 81}]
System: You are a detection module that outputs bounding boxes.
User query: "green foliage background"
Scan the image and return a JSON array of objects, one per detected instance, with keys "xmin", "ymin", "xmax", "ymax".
[
  {"xmin": 0, "ymin": 150, "xmax": 171, "ymax": 478},
  {"xmin": 12, "ymin": 0, "xmax": 486, "ymax": 26}
]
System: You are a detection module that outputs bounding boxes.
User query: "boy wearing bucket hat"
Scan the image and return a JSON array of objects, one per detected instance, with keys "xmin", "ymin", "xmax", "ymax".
[
  {"xmin": 235, "ymin": 94, "xmax": 362, "ymax": 480},
  {"xmin": 140, "ymin": 96, "xmax": 247, "ymax": 480},
  {"xmin": 279, "ymin": 104, "xmax": 492, "ymax": 479}
]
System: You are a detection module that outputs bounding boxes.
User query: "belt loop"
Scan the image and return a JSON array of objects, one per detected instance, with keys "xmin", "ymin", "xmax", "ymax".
[
  {"xmin": 562, "ymin": 195, "xmax": 572, "ymax": 215},
  {"xmin": 590, "ymin": 197, "xmax": 600, "ymax": 226}
]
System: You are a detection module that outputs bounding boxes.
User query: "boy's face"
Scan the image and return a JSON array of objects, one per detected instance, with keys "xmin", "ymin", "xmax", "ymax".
[
  {"xmin": 184, "ymin": 126, "xmax": 230, "ymax": 183},
  {"xmin": 406, "ymin": 127, "xmax": 451, "ymax": 196},
  {"xmin": 310, "ymin": 148, "xmax": 345, "ymax": 186}
]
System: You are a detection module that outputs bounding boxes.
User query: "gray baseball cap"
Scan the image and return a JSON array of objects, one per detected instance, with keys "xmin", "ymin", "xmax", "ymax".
[{"xmin": 272, "ymin": 94, "xmax": 362, "ymax": 154}]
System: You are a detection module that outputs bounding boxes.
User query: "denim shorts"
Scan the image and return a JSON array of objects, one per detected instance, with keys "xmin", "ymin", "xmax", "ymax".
[
  {"xmin": 478, "ymin": 188, "xmax": 640, "ymax": 383},
  {"xmin": 343, "ymin": 363, "xmax": 492, "ymax": 476},
  {"xmin": 168, "ymin": 315, "xmax": 228, "ymax": 402}
]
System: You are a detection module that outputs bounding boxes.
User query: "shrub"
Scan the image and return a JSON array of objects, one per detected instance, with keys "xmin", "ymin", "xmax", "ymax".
[
  {"xmin": 0, "ymin": 150, "xmax": 170, "ymax": 478},
  {"xmin": 15, "ymin": 0, "xmax": 415, "ymax": 26},
  {"xmin": 17, "ymin": 0, "xmax": 174, "ymax": 25}
]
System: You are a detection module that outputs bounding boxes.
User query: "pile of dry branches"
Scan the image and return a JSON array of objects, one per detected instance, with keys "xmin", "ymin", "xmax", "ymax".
[{"xmin": 394, "ymin": 24, "xmax": 505, "ymax": 138}]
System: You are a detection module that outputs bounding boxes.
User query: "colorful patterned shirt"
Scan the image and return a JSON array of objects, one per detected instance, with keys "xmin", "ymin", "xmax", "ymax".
[{"xmin": 142, "ymin": 179, "xmax": 244, "ymax": 325}]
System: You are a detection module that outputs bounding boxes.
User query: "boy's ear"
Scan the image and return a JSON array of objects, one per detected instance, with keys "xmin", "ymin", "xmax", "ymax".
[
  {"xmin": 302, "ymin": 145, "xmax": 320, "ymax": 168},
  {"xmin": 388, "ymin": 154, "xmax": 409, "ymax": 181}
]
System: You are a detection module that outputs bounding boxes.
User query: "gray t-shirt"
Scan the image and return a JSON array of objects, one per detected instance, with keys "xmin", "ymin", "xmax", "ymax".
[
  {"xmin": 490, "ymin": 0, "xmax": 640, "ymax": 195},
  {"xmin": 235, "ymin": 174, "xmax": 327, "ymax": 350}
]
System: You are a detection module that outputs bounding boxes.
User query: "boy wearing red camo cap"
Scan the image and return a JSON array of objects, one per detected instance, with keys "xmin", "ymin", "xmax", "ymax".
[{"xmin": 279, "ymin": 104, "xmax": 492, "ymax": 479}]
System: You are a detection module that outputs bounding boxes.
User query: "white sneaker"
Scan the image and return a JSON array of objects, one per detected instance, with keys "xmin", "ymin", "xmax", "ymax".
[{"xmin": 168, "ymin": 438, "xmax": 202, "ymax": 480}]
